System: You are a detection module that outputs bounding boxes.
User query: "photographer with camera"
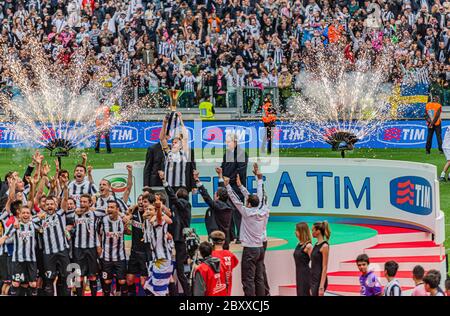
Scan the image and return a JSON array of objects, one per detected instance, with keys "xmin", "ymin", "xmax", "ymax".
[
  {"xmin": 192, "ymin": 241, "xmax": 227, "ymax": 296},
  {"xmin": 158, "ymin": 170, "xmax": 192, "ymax": 296}
]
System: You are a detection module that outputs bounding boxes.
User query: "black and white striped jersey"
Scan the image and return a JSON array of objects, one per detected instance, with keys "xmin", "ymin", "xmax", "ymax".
[
  {"xmin": 181, "ymin": 76, "xmax": 196, "ymax": 92},
  {"xmin": 5, "ymin": 221, "xmax": 39, "ymax": 262},
  {"xmin": 158, "ymin": 41, "xmax": 171, "ymax": 56},
  {"xmin": 98, "ymin": 216, "xmax": 126, "ymax": 262},
  {"xmin": 35, "ymin": 210, "xmax": 69, "ymax": 255},
  {"xmin": 0, "ymin": 210, "xmax": 12, "ymax": 256},
  {"xmin": 67, "ymin": 210, "xmax": 105, "ymax": 249},
  {"xmin": 143, "ymin": 218, "xmax": 153, "ymax": 245},
  {"xmin": 95, "ymin": 195, "xmax": 128, "ymax": 214},
  {"xmin": 67, "ymin": 179, "xmax": 98, "ymax": 208},
  {"xmin": 164, "ymin": 150, "xmax": 187, "ymax": 188},
  {"xmin": 148, "ymin": 219, "xmax": 173, "ymax": 261},
  {"xmin": 64, "ymin": 208, "xmax": 76, "ymax": 226}
]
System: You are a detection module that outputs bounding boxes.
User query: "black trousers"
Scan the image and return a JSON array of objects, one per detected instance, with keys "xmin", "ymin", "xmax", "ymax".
[
  {"xmin": 95, "ymin": 131, "xmax": 112, "ymax": 153},
  {"xmin": 426, "ymin": 125, "xmax": 443, "ymax": 152},
  {"xmin": 263, "ymin": 122, "xmax": 275, "ymax": 154},
  {"xmin": 175, "ymin": 241, "xmax": 191, "ymax": 296},
  {"xmin": 241, "ymin": 246, "xmax": 265, "ymax": 296},
  {"xmin": 229, "ymin": 183, "xmax": 243, "ymax": 242},
  {"xmin": 262, "ymin": 241, "xmax": 270, "ymax": 296}
]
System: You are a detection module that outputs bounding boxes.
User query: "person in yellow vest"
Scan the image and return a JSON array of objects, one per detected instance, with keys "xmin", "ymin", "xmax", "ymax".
[
  {"xmin": 95, "ymin": 100, "xmax": 112, "ymax": 154},
  {"xmin": 199, "ymin": 95, "xmax": 215, "ymax": 120},
  {"xmin": 261, "ymin": 94, "xmax": 277, "ymax": 154},
  {"xmin": 425, "ymin": 95, "xmax": 443, "ymax": 155}
]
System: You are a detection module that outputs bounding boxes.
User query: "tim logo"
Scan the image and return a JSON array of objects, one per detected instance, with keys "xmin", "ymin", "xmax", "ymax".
[
  {"xmin": 390, "ymin": 177, "xmax": 433, "ymax": 215},
  {"xmin": 0, "ymin": 124, "xmax": 24, "ymax": 145},
  {"xmin": 268, "ymin": 124, "xmax": 309, "ymax": 145},
  {"xmin": 144, "ymin": 125, "xmax": 194, "ymax": 144},
  {"xmin": 110, "ymin": 126, "xmax": 138, "ymax": 145},
  {"xmin": 378, "ymin": 125, "xmax": 427, "ymax": 145}
]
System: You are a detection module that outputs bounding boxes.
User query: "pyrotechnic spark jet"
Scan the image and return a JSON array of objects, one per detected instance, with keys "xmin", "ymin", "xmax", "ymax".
[
  {"xmin": 290, "ymin": 44, "xmax": 394, "ymax": 150},
  {"xmin": 0, "ymin": 37, "xmax": 143, "ymax": 151}
]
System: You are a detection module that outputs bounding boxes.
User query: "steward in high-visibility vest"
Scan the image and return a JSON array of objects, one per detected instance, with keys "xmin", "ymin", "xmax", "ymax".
[
  {"xmin": 425, "ymin": 95, "xmax": 443, "ymax": 154},
  {"xmin": 110, "ymin": 103, "xmax": 121, "ymax": 121},
  {"xmin": 199, "ymin": 97, "xmax": 215, "ymax": 120},
  {"xmin": 262, "ymin": 95, "xmax": 277, "ymax": 154}
]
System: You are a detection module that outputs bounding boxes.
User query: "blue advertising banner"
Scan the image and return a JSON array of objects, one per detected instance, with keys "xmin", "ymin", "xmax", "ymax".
[{"xmin": 0, "ymin": 120, "xmax": 447, "ymax": 149}]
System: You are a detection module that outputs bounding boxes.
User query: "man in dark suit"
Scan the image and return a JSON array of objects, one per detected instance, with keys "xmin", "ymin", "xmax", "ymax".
[
  {"xmin": 221, "ymin": 133, "xmax": 248, "ymax": 244},
  {"xmin": 193, "ymin": 170, "xmax": 233, "ymax": 250},
  {"xmin": 143, "ymin": 141, "xmax": 165, "ymax": 188}
]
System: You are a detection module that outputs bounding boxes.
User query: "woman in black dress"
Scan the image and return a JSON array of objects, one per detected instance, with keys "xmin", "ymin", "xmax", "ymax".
[
  {"xmin": 310, "ymin": 221, "xmax": 331, "ymax": 296},
  {"xmin": 293, "ymin": 222, "xmax": 313, "ymax": 296}
]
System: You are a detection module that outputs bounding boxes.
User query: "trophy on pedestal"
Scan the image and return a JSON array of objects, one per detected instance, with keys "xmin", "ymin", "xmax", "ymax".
[{"xmin": 165, "ymin": 89, "xmax": 185, "ymax": 137}]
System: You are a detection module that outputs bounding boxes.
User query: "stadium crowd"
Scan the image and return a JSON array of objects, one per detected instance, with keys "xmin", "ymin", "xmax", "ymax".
[{"xmin": 0, "ymin": 0, "xmax": 450, "ymax": 112}]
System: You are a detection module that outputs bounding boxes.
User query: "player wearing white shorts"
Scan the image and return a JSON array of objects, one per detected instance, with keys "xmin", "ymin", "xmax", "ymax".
[{"xmin": 439, "ymin": 127, "xmax": 450, "ymax": 181}]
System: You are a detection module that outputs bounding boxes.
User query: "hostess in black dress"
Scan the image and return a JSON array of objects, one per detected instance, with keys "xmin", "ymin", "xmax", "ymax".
[
  {"xmin": 310, "ymin": 241, "xmax": 329, "ymax": 296},
  {"xmin": 293, "ymin": 242, "xmax": 311, "ymax": 296}
]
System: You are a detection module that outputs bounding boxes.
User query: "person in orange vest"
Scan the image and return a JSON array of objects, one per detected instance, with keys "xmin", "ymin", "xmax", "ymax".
[
  {"xmin": 95, "ymin": 100, "xmax": 112, "ymax": 154},
  {"xmin": 262, "ymin": 94, "xmax": 277, "ymax": 154},
  {"xmin": 425, "ymin": 95, "xmax": 443, "ymax": 155}
]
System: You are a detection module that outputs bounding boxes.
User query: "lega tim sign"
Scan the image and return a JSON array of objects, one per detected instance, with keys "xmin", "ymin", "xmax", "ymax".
[
  {"xmin": 390, "ymin": 176, "xmax": 433, "ymax": 216},
  {"xmin": 93, "ymin": 158, "xmax": 440, "ymax": 234}
]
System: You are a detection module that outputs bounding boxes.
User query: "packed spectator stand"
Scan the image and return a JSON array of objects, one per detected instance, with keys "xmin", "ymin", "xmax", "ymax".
[{"xmin": 0, "ymin": 0, "xmax": 449, "ymax": 118}]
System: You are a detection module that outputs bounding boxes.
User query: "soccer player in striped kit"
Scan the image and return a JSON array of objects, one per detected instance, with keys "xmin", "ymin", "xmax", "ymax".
[
  {"xmin": 66, "ymin": 194, "xmax": 105, "ymax": 296},
  {"xmin": 33, "ymin": 190, "xmax": 71, "ymax": 296},
  {"xmin": 95, "ymin": 165, "xmax": 132, "ymax": 214},
  {"xmin": 0, "ymin": 179, "xmax": 21, "ymax": 296},
  {"xmin": 124, "ymin": 193, "xmax": 154, "ymax": 296},
  {"xmin": 67, "ymin": 164, "xmax": 97, "ymax": 208},
  {"xmin": 98, "ymin": 200, "xmax": 130, "ymax": 296},
  {"xmin": 0, "ymin": 204, "xmax": 40, "ymax": 296},
  {"xmin": 143, "ymin": 196, "xmax": 174, "ymax": 296}
]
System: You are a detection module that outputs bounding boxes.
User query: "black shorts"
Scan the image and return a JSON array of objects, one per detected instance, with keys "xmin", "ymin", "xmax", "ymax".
[
  {"xmin": 127, "ymin": 250, "xmax": 150, "ymax": 276},
  {"xmin": 101, "ymin": 260, "xmax": 127, "ymax": 281},
  {"xmin": 11, "ymin": 261, "xmax": 37, "ymax": 283},
  {"xmin": 0, "ymin": 254, "xmax": 12, "ymax": 282},
  {"xmin": 36, "ymin": 248, "xmax": 45, "ymax": 278},
  {"xmin": 73, "ymin": 248, "xmax": 99, "ymax": 277},
  {"xmin": 43, "ymin": 249, "xmax": 70, "ymax": 280}
]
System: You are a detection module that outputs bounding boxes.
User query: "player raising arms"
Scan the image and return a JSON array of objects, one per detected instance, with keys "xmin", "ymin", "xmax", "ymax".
[
  {"xmin": 0, "ymin": 179, "xmax": 41, "ymax": 296},
  {"xmin": 98, "ymin": 200, "xmax": 130, "ymax": 296},
  {"xmin": 95, "ymin": 165, "xmax": 133, "ymax": 214},
  {"xmin": 66, "ymin": 194, "xmax": 106, "ymax": 296}
]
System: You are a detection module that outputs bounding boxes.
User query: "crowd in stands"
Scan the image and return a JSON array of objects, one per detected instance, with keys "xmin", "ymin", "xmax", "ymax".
[{"xmin": 0, "ymin": 0, "xmax": 450, "ymax": 113}]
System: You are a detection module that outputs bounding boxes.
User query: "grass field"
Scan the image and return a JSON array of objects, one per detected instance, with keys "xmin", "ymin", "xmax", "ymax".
[{"xmin": 1, "ymin": 147, "xmax": 449, "ymax": 252}]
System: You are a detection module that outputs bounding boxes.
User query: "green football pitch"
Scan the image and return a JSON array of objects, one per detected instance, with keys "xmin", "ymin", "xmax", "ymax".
[{"xmin": 0, "ymin": 147, "xmax": 449, "ymax": 251}]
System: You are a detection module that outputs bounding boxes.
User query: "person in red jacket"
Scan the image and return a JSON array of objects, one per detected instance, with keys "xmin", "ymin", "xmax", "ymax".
[
  {"xmin": 210, "ymin": 230, "xmax": 239, "ymax": 296},
  {"xmin": 193, "ymin": 241, "xmax": 227, "ymax": 296}
]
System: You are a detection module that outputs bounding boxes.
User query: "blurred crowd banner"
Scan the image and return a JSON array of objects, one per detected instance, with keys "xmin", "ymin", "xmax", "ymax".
[{"xmin": 1, "ymin": 119, "xmax": 450, "ymax": 149}]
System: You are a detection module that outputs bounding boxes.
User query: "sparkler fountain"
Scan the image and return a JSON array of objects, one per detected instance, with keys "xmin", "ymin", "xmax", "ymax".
[
  {"xmin": 290, "ymin": 44, "xmax": 394, "ymax": 157},
  {"xmin": 0, "ymin": 38, "xmax": 141, "ymax": 164}
]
